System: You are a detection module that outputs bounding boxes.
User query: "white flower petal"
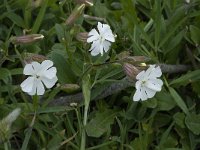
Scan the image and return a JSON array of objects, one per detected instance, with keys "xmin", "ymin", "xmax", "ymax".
[
  {"xmin": 41, "ymin": 60, "xmax": 53, "ymax": 70},
  {"xmin": 149, "ymin": 66, "xmax": 162, "ymax": 78},
  {"xmin": 28, "ymin": 79, "xmax": 37, "ymax": 95},
  {"xmin": 89, "ymin": 41, "xmax": 101, "ymax": 56},
  {"xmin": 41, "ymin": 76, "xmax": 58, "ymax": 88},
  {"xmin": 99, "ymin": 44, "xmax": 104, "ymax": 55},
  {"xmin": 143, "ymin": 86, "xmax": 156, "ymax": 98},
  {"xmin": 136, "ymin": 70, "xmax": 145, "ymax": 80},
  {"xmin": 133, "ymin": 88, "xmax": 142, "ymax": 101},
  {"xmin": 135, "ymin": 80, "xmax": 142, "ymax": 89},
  {"xmin": 36, "ymin": 79, "xmax": 45, "ymax": 95},
  {"xmin": 104, "ymin": 34, "xmax": 115, "ymax": 42},
  {"xmin": 140, "ymin": 87, "xmax": 148, "ymax": 101},
  {"xmin": 102, "ymin": 40, "xmax": 111, "ymax": 52},
  {"xmin": 20, "ymin": 77, "xmax": 35, "ymax": 93},
  {"xmin": 23, "ymin": 64, "xmax": 35, "ymax": 75},
  {"xmin": 43, "ymin": 67, "xmax": 57, "ymax": 79},
  {"xmin": 31, "ymin": 61, "xmax": 41, "ymax": 73},
  {"xmin": 145, "ymin": 79, "xmax": 162, "ymax": 91},
  {"xmin": 97, "ymin": 22, "xmax": 104, "ymax": 33},
  {"xmin": 87, "ymin": 29, "xmax": 99, "ymax": 43}
]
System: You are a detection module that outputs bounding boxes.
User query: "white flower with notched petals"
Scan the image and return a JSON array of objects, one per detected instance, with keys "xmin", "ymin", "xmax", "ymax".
[
  {"xmin": 20, "ymin": 60, "xmax": 58, "ymax": 96},
  {"xmin": 133, "ymin": 65, "xmax": 163, "ymax": 101},
  {"xmin": 87, "ymin": 22, "xmax": 115, "ymax": 56}
]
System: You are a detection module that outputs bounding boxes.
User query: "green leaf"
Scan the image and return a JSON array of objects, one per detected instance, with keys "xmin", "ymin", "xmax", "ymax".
[
  {"xmin": 21, "ymin": 114, "xmax": 36, "ymax": 150},
  {"xmin": 156, "ymin": 92, "xmax": 176, "ymax": 111},
  {"xmin": 154, "ymin": 0, "xmax": 162, "ymax": 48},
  {"xmin": 55, "ymin": 24, "xmax": 65, "ymax": 42},
  {"xmin": 31, "ymin": 0, "xmax": 49, "ymax": 33},
  {"xmin": 6, "ymin": 12, "xmax": 26, "ymax": 28},
  {"xmin": 82, "ymin": 74, "xmax": 91, "ymax": 106},
  {"xmin": 0, "ymin": 68, "xmax": 11, "ymax": 83},
  {"xmin": 169, "ymin": 87, "xmax": 189, "ymax": 114},
  {"xmin": 170, "ymin": 70, "xmax": 200, "ymax": 87},
  {"xmin": 190, "ymin": 25, "xmax": 200, "ymax": 45},
  {"xmin": 50, "ymin": 49, "xmax": 76, "ymax": 83},
  {"xmin": 86, "ymin": 109, "xmax": 118, "ymax": 137},
  {"xmin": 173, "ymin": 112, "xmax": 185, "ymax": 128},
  {"xmin": 185, "ymin": 113, "xmax": 200, "ymax": 135}
]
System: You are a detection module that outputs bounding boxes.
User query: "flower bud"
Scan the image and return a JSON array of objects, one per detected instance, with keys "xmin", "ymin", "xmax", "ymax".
[
  {"xmin": 24, "ymin": 53, "xmax": 48, "ymax": 64},
  {"xmin": 10, "ymin": 34, "xmax": 44, "ymax": 44},
  {"xmin": 123, "ymin": 63, "xmax": 140, "ymax": 79},
  {"xmin": 122, "ymin": 56, "xmax": 150, "ymax": 64},
  {"xmin": 0, "ymin": 108, "xmax": 21, "ymax": 143},
  {"xmin": 185, "ymin": 0, "xmax": 190, "ymax": 3},
  {"xmin": 60, "ymin": 84, "xmax": 80, "ymax": 94},
  {"xmin": 4, "ymin": 108, "xmax": 21, "ymax": 125},
  {"xmin": 75, "ymin": 0, "xmax": 93, "ymax": 6},
  {"xmin": 65, "ymin": 4, "xmax": 85, "ymax": 25},
  {"xmin": 76, "ymin": 32, "xmax": 88, "ymax": 42}
]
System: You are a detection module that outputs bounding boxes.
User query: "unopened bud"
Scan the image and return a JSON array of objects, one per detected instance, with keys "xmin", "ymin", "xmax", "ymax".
[
  {"xmin": 185, "ymin": 0, "xmax": 190, "ymax": 3},
  {"xmin": 5, "ymin": 108, "xmax": 21, "ymax": 125},
  {"xmin": 65, "ymin": 4, "xmax": 85, "ymax": 25},
  {"xmin": 122, "ymin": 56, "xmax": 150, "ymax": 64},
  {"xmin": 24, "ymin": 53, "xmax": 47, "ymax": 64},
  {"xmin": 32, "ymin": 0, "xmax": 43, "ymax": 8},
  {"xmin": 75, "ymin": 0, "xmax": 93, "ymax": 6},
  {"xmin": 117, "ymin": 51, "xmax": 130, "ymax": 60},
  {"xmin": 10, "ymin": 34, "xmax": 44, "ymax": 44},
  {"xmin": 123, "ymin": 63, "xmax": 140, "ymax": 79},
  {"xmin": 70, "ymin": 103, "xmax": 78, "ymax": 107},
  {"xmin": 0, "ymin": 108, "xmax": 21, "ymax": 143},
  {"xmin": 76, "ymin": 32, "xmax": 88, "ymax": 42},
  {"xmin": 60, "ymin": 84, "xmax": 80, "ymax": 94}
]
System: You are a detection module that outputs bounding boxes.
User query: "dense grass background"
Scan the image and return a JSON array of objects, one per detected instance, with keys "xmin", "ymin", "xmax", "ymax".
[{"xmin": 1, "ymin": 0, "xmax": 200, "ymax": 149}]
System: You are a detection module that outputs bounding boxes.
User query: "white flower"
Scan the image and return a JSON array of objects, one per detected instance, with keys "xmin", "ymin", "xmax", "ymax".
[
  {"xmin": 87, "ymin": 22, "xmax": 115, "ymax": 56},
  {"xmin": 20, "ymin": 60, "xmax": 58, "ymax": 96},
  {"xmin": 133, "ymin": 65, "xmax": 163, "ymax": 101}
]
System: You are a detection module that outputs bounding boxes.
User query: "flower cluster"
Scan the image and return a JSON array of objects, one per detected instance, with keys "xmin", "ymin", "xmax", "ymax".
[{"xmin": 19, "ymin": 22, "xmax": 163, "ymax": 102}]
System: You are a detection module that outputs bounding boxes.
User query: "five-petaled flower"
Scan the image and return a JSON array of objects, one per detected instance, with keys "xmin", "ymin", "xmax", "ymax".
[
  {"xmin": 87, "ymin": 22, "xmax": 115, "ymax": 56},
  {"xmin": 133, "ymin": 65, "xmax": 163, "ymax": 101},
  {"xmin": 20, "ymin": 60, "xmax": 58, "ymax": 96}
]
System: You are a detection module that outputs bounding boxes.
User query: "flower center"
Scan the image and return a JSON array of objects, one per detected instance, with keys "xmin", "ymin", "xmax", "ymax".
[
  {"xmin": 141, "ymin": 80, "xmax": 146, "ymax": 86},
  {"xmin": 99, "ymin": 35, "xmax": 105, "ymax": 43}
]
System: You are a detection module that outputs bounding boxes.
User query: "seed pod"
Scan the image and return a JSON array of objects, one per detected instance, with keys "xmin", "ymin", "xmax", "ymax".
[
  {"xmin": 24, "ymin": 53, "xmax": 48, "ymax": 64},
  {"xmin": 60, "ymin": 84, "xmax": 80, "ymax": 94},
  {"xmin": 123, "ymin": 63, "xmax": 140, "ymax": 79},
  {"xmin": 122, "ymin": 56, "xmax": 150, "ymax": 64},
  {"xmin": 76, "ymin": 32, "xmax": 88, "ymax": 42},
  {"xmin": 75, "ymin": 0, "xmax": 93, "ymax": 6},
  {"xmin": 65, "ymin": 4, "xmax": 85, "ymax": 25},
  {"xmin": 10, "ymin": 34, "xmax": 44, "ymax": 44}
]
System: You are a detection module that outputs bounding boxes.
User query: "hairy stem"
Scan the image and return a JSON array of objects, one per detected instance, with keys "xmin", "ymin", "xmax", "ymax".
[{"xmin": 48, "ymin": 64, "xmax": 191, "ymax": 107}]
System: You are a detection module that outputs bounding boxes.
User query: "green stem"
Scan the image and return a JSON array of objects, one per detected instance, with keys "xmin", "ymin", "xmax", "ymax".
[
  {"xmin": 33, "ymin": 95, "xmax": 39, "ymax": 111},
  {"xmin": 4, "ymin": 142, "xmax": 9, "ymax": 150},
  {"xmin": 80, "ymin": 103, "xmax": 89, "ymax": 150}
]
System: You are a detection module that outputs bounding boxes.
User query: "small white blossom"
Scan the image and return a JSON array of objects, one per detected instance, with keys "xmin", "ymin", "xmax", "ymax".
[
  {"xmin": 20, "ymin": 60, "xmax": 58, "ymax": 95},
  {"xmin": 133, "ymin": 65, "xmax": 163, "ymax": 101},
  {"xmin": 87, "ymin": 22, "xmax": 115, "ymax": 56}
]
